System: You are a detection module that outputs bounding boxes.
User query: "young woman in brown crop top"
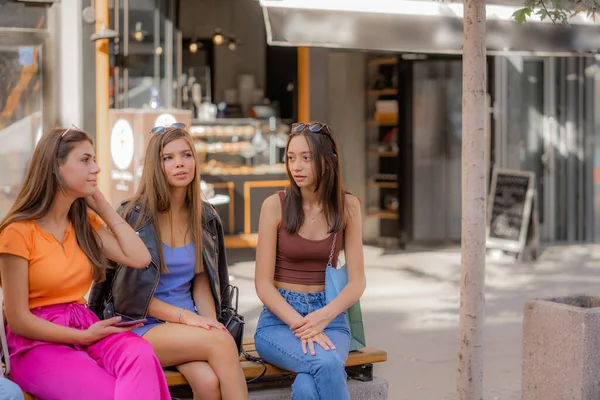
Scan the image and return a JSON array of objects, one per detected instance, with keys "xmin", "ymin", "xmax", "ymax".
[{"xmin": 254, "ymin": 122, "xmax": 365, "ymax": 400}]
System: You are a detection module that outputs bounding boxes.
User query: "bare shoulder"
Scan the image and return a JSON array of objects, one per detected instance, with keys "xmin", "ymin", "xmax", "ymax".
[
  {"xmin": 344, "ymin": 193, "xmax": 362, "ymax": 218},
  {"xmin": 262, "ymin": 193, "xmax": 282, "ymax": 211},
  {"xmin": 261, "ymin": 193, "xmax": 282, "ymax": 223}
]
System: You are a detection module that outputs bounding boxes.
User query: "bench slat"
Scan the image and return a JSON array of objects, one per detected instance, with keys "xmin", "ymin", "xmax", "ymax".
[{"xmin": 165, "ymin": 344, "xmax": 387, "ymax": 385}]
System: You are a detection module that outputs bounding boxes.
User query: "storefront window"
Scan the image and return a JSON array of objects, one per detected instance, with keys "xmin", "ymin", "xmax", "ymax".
[
  {"xmin": 0, "ymin": 45, "xmax": 44, "ymax": 219},
  {"xmin": 0, "ymin": 3, "xmax": 47, "ymax": 29},
  {"xmin": 110, "ymin": 0, "xmax": 177, "ymax": 109}
]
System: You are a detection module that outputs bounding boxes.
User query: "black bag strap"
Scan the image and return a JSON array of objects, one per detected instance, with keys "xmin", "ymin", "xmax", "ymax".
[
  {"xmin": 222, "ymin": 284, "xmax": 267, "ymax": 383},
  {"xmin": 243, "ymin": 349, "xmax": 268, "ymax": 384}
]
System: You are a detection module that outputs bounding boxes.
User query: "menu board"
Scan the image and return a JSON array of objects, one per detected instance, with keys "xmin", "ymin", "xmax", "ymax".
[{"xmin": 486, "ymin": 168, "xmax": 537, "ymax": 257}]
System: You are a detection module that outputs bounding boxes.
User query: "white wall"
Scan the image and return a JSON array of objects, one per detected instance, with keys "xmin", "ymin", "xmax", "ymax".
[
  {"xmin": 58, "ymin": 0, "xmax": 84, "ymax": 128},
  {"xmin": 179, "ymin": 0, "xmax": 266, "ymax": 102}
]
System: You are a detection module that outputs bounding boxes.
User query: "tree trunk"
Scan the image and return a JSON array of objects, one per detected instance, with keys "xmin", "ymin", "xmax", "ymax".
[{"xmin": 458, "ymin": 0, "xmax": 487, "ymax": 399}]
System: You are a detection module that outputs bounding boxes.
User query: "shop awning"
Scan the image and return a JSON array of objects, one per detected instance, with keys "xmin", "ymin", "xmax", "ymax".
[{"xmin": 259, "ymin": 0, "xmax": 600, "ymax": 55}]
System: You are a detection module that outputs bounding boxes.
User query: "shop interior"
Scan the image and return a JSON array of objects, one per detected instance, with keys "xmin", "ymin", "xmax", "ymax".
[{"xmin": 106, "ymin": 0, "xmax": 298, "ymax": 248}]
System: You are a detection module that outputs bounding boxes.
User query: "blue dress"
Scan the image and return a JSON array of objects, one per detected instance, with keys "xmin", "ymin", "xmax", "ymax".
[{"xmin": 131, "ymin": 242, "xmax": 197, "ymax": 336}]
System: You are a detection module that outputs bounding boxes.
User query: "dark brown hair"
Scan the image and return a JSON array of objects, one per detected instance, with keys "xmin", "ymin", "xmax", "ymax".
[
  {"xmin": 283, "ymin": 122, "xmax": 345, "ymax": 234},
  {"xmin": 122, "ymin": 127, "xmax": 203, "ymax": 274},
  {"xmin": 0, "ymin": 128, "xmax": 109, "ymax": 282}
]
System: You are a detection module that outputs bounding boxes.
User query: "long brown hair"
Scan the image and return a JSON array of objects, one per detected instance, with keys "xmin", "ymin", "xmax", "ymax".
[
  {"xmin": 122, "ymin": 127, "xmax": 203, "ymax": 274},
  {"xmin": 284, "ymin": 122, "xmax": 346, "ymax": 234},
  {"xmin": 0, "ymin": 128, "xmax": 109, "ymax": 282}
]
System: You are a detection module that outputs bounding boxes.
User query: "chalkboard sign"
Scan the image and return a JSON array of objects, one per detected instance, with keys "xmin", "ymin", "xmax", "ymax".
[{"xmin": 486, "ymin": 168, "xmax": 537, "ymax": 256}]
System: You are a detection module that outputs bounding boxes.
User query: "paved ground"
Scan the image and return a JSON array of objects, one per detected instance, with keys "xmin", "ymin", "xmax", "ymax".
[{"xmin": 225, "ymin": 243, "xmax": 600, "ymax": 400}]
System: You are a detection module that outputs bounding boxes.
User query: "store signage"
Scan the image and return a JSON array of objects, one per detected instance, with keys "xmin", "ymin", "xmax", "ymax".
[
  {"xmin": 154, "ymin": 113, "xmax": 177, "ymax": 127},
  {"xmin": 110, "ymin": 119, "xmax": 134, "ymax": 171},
  {"xmin": 486, "ymin": 168, "xmax": 539, "ymax": 260}
]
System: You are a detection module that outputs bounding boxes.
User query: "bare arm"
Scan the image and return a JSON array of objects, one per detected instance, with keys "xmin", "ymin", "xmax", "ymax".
[
  {"xmin": 147, "ymin": 297, "xmax": 189, "ymax": 323},
  {"xmin": 192, "ymin": 272, "xmax": 217, "ymax": 320},
  {"xmin": 0, "ymin": 254, "xmax": 129, "ymax": 345},
  {"xmin": 87, "ymin": 188, "xmax": 151, "ymax": 269},
  {"xmin": 147, "ymin": 295, "xmax": 223, "ymax": 329},
  {"xmin": 255, "ymin": 194, "xmax": 303, "ymax": 327}
]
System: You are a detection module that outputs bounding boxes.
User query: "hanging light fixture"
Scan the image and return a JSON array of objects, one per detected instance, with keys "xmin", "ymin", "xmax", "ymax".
[
  {"xmin": 189, "ymin": 38, "xmax": 203, "ymax": 54},
  {"xmin": 212, "ymin": 28, "xmax": 225, "ymax": 46},
  {"xmin": 227, "ymin": 36, "xmax": 238, "ymax": 51},
  {"xmin": 133, "ymin": 22, "xmax": 146, "ymax": 42}
]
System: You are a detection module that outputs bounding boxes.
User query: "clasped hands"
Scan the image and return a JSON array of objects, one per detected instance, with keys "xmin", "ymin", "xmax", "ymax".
[{"xmin": 290, "ymin": 309, "xmax": 336, "ymax": 356}]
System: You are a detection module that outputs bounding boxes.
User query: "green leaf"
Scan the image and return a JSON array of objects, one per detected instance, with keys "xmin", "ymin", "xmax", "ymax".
[{"xmin": 512, "ymin": 7, "xmax": 531, "ymax": 23}]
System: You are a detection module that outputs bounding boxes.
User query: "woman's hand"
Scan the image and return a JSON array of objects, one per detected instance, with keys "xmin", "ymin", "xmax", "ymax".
[
  {"xmin": 301, "ymin": 332, "xmax": 336, "ymax": 356},
  {"xmin": 77, "ymin": 316, "xmax": 142, "ymax": 346},
  {"xmin": 181, "ymin": 312, "xmax": 228, "ymax": 332},
  {"xmin": 291, "ymin": 308, "xmax": 334, "ymax": 340},
  {"xmin": 85, "ymin": 187, "xmax": 110, "ymax": 215}
]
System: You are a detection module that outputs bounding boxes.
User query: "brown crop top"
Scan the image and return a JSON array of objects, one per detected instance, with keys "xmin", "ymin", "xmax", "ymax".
[{"xmin": 274, "ymin": 191, "xmax": 344, "ymax": 285}]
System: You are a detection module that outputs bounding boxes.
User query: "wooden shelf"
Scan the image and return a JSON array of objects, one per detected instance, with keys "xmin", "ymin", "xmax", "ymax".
[
  {"xmin": 370, "ymin": 181, "xmax": 398, "ymax": 189},
  {"xmin": 368, "ymin": 57, "xmax": 397, "ymax": 66},
  {"xmin": 368, "ymin": 89, "xmax": 398, "ymax": 96},
  {"xmin": 367, "ymin": 149, "xmax": 398, "ymax": 157},
  {"xmin": 368, "ymin": 211, "xmax": 399, "ymax": 220},
  {"xmin": 368, "ymin": 120, "xmax": 397, "ymax": 127}
]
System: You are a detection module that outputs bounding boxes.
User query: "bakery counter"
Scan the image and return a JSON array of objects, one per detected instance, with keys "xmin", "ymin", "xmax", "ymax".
[{"xmin": 202, "ymin": 171, "xmax": 289, "ymax": 248}]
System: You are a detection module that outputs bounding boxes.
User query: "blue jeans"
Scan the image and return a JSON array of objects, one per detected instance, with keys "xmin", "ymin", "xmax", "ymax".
[
  {"xmin": 254, "ymin": 289, "xmax": 351, "ymax": 400},
  {"xmin": 0, "ymin": 377, "xmax": 24, "ymax": 400}
]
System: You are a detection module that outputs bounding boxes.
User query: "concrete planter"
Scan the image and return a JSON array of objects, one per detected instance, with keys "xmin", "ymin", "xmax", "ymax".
[{"xmin": 522, "ymin": 296, "xmax": 600, "ymax": 400}]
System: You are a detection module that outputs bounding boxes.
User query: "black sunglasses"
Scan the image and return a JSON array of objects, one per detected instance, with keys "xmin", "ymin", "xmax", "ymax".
[
  {"xmin": 151, "ymin": 122, "xmax": 186, "ymax": 135},
  {"xmin": 291, "ymin": 122, "xmax": 332, "ymax": 135}
]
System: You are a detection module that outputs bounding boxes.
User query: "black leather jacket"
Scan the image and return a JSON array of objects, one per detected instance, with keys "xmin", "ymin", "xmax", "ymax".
[{"xmin": 88, "ymin": 200, "xmax": 230, "ymax": 321}]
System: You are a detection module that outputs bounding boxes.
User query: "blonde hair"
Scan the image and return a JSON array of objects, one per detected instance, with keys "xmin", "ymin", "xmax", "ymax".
[{"xmin": 123, "ymin": 127, "xmax": 203, "ymax": 273}]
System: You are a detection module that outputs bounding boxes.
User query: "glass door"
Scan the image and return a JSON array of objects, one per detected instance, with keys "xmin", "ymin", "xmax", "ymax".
[
  {"xmin": 411, "ymin": 59, "xmax": 463, "ymax": 243},
  {"xmin": 0, "ymin": 43, "xmax": 44, "ymax": 219}
]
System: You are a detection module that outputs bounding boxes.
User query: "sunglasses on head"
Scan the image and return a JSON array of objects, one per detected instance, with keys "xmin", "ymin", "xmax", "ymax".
[
  {"xmin": 291, "ymin": 122, "xmax": 332, "ymax": 135},
  {"xmin": 60, "ymin": 124, "xmax": 83, "ymax": 139},
  {"xmin": 151, "ymin": 122, "xmax": 186, "ymax": 135}
]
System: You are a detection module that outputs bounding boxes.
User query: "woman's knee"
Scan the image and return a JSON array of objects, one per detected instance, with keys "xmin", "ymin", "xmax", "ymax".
[
  {"xmin": 312, "ymin": 351, "xmax": 345, "ymax": 374},
  {"xmin": 208, "ymin": 330, "xmax": 239, "ymax": 358}
]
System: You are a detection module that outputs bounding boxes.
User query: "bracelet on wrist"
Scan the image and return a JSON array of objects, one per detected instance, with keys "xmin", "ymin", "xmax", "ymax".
[
  {"xmin": 109, "ymin": 221, "xmax": 127, "ymax": 230},
  {"xmin": 177, "ymin": 309, "xmax": 186, "ymax": 323}
]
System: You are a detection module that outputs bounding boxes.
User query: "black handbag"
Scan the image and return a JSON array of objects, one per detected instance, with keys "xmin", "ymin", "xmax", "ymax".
[
  {"xmin": 220, "ymin": 284, "xmax": 244, "ymax": 355},
  {"xmin": 219, "ymin": 284, "xmax": 267, "ymax": 383}
]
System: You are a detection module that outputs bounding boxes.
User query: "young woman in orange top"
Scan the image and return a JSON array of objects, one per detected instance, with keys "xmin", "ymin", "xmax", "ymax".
[{"xmin": 0, "ymin": 128, "xmax": 171, "ymax": 400}]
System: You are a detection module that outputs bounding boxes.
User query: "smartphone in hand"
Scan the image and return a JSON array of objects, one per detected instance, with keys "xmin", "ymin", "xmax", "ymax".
[{"xmin": 114, "ymin": 318, "xmax": 147, "ymax": 327}]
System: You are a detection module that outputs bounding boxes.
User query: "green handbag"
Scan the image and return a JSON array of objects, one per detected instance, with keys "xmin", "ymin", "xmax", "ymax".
[{"xmin": 346, "ymin": 300, "xmax": 367, "ymax": 352}]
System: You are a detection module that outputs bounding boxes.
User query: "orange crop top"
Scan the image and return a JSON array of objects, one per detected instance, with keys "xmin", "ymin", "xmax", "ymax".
[
  {"xmin": 0, "ymin": 212, "xmax": 104, "ymax": 309},
  {"xmin": 274, "ymin": 191, "xmax": 343, "ymax": 286}
]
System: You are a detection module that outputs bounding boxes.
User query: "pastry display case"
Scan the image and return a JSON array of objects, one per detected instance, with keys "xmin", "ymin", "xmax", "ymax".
[{"xmin": 190, "ymin": 118, "xmax": 289, "ymax": 248}]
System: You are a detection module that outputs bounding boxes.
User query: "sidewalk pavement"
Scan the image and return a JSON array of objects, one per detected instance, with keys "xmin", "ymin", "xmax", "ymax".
[{"xmin": 228, "ymin": 243, "xmax": 600, "ymax": 400}]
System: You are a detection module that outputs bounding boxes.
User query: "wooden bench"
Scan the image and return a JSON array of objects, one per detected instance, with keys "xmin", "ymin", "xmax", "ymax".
[
  {"xmin": 165, "ymin": 337, "xmax": 387, "ymax": 387},
  {"xmin": 17, "ymin": 338, "xmax": 386, "ymax": 399}
]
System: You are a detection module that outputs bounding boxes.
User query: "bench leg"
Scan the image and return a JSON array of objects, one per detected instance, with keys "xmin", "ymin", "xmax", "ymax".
[{"xmin": 345, "ymin": 363, "xmax": 373, "ymax": 382}]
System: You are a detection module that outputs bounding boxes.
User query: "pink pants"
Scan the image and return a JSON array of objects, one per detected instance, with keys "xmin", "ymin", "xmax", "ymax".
[{"xmin": 6, "ymin": 302, "xmax": 171, "ymax": 400}]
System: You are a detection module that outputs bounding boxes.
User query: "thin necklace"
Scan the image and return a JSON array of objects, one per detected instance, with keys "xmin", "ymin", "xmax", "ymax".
[{"xmin": 305, "ymin": 208, "xmax": 323, "ymax": 223}]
